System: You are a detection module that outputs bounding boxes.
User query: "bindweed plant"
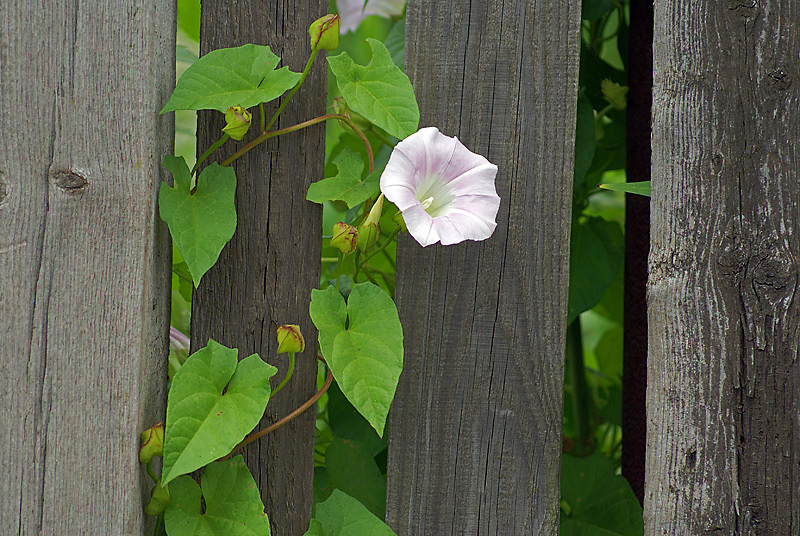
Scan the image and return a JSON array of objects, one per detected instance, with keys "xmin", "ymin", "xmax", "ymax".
[{"xmin": 141, "ymin": 12, "xmax": 500, "ymax": 536}]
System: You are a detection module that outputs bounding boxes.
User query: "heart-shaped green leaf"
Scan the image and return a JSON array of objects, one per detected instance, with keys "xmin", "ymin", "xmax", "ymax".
[
  {"xmin": 162, "ymin": 340, "xmax": 277, "ymax": 485},
  {"xmin": 165, "ymin": 456, "xmax": 271, "ymax": 536},
  {"xmin": 159, "ymin": 155, "xmax": 237, "ymax": 286},
  {"xmin": 306, "ymin": 147, "xmax": 379, "ymax": 208},
  {"xmin": 310, "ymin": 283, "xmax": 403, "ymax": 437},
  {"xmin": 327, "ymin": 39, "xmax": 419, "ymax": 140},
  {"xmin": 314, "ymin": 437, "xmax": 386, "ymax": 518},
  {"xmin": 160, "ymin": 44, "xmax": 301, "ymax": 113},
  {"xmin": 304, "ymin": 490, "xmax": 396, "ymax": 536}
]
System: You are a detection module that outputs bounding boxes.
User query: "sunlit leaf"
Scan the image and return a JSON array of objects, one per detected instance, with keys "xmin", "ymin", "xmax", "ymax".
[
  {"xmin": 310, "ymin": 283, "xmax": 403, "ymax": 436},
  {"xmin": 165, "ymin": 456, "xmax": 271, "ymax": 536},
  {"xmin": 307, "ymin": 147, "xmax": 379, "ymax": 207},
  {"xmin": 598, "ymin": 181, "xmax": 651, "ymax": 197},
  {"xmin": 304, "ymin": 490, "xmax": 396, "ymax": 536},
  {"xmin": 162, "ymin": 340, "xmax": 276, "ymax": 484}
]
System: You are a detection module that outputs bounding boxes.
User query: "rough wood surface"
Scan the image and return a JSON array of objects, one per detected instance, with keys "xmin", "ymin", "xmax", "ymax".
[
  {"xmin": 647, "ymin": 0, "xmax": 800, "ymax": 533},
  {"xmin": 0, "ymin": 1, "xmax": 173, "ymax": 533},
  {"xmin": 384, "ymin": 1, "xmax": 581, "ymax": 534},
  {"xmin": 191, "ymin": 2, "xmax": 325, "ymax": 535}
]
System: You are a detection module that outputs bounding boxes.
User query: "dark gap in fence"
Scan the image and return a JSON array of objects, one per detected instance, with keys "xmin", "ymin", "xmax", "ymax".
[{"xmin": 622, "ymin": 0, "xmax": 653, "ymax": 506}]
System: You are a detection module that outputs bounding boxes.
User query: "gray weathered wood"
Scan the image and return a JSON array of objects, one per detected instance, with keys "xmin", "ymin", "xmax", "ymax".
[
  {"xmin": 191, "ymin": 2, "xmax": 325, "ymax": 535},
  {"xmin": 647, "ymin": 0, "xmax": 800, "ymax": 533},
  {"xmin": 385, "ymin": 1, "xmax": 581, "ymax": 534},
  {"xmin": 0, "ymin": 1, "xmax": 173, "ymax": 533}
]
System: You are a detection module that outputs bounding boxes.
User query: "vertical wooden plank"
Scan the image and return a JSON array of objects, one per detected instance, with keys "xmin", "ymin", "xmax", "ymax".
[
  {"xmin": 648, "ymin": 0, "xmax": 800, "ymax": 533},
  {"xmin": 191, "ymin": 2, "xmax": 325, "ymax": 535},
  {"xmin": 385, "ymin": 1, "xmax": 581, "ymax": 534},
  {"xmin": 622, "ymin": 0, "xmax": 653, "ymax": 506},
  {"xmin": 0, "ymin": 0, "xmax": 173, "ymax": 533}
]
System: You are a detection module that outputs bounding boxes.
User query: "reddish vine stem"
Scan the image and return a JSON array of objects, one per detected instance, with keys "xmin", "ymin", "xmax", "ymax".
[
  {"xmin": 222, "ymin": 355, "xmax": 333, "ymax": 460},
  {"xmin": 220, "ymin": 113, "xmax": 374, "ymax": 174}
]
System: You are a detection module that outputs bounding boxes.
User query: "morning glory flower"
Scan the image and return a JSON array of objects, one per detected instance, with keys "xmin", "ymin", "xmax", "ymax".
[
  {"xmin": 380, "ymin": 127, "xmax": 500, "ymax": 247},
  {"xmin": 337, "ymin": 0, "xmax": 406, "ymax": 33}
]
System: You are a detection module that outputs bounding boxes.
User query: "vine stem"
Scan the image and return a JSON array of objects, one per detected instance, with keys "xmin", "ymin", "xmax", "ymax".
[
  {"xmin": 221, "ymin": 113, "xmax": 374, "ymax": 174},
  {"xmin": 360, "ymin": 227, "xmax": 400, "ymax": 266},
  {"xmin": 191, "ymin": 133, "xmax": 229, "ymax": 177},
  {"xmin": 270, "ymin": 351, "xmax": 295, "ymax": 398},
  {"xmin": 223, "ymin": 356, "xmax": 333, "ymax": 459},
  {"xmin": 263, "ymin": 49, "xmax": 319, "ymax": 133}
]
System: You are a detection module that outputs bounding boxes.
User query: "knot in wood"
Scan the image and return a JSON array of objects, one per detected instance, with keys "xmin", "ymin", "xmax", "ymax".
[
  {"xmin": 726, "ymin": 0, "xmax": 758, "ymax": 18},
  {"xmin": 766, "ymin": 68, "xmax": 791, "ymax": 92},
  {"xmin": 50, "ymin": 169, "xmax": 88, "ymax": 194}
]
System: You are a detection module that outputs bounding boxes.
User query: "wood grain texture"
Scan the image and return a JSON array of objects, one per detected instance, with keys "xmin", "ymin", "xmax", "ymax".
[
  {"xmin": 0, "ymin": 0, "xmax": 173, "ymax": 533},
  {"xmin": 385, "ymin": 1, "xmax": 581, "ymax": 534},
  {"xmin": 647, "ymin": 1, "xmax": 800, "ymax": 533},
  {"xmin": 191, "ymin": 2, "xmax": 325, "ymax": 535}
]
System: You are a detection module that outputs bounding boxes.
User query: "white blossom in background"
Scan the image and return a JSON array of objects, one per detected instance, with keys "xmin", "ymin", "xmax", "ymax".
[
  {"xmin": 337, "ymin": 0, "xmax": 406, "ymax": 33},
  {"xmin": 380, "ymin": 127, "xmax": 500, "ymax": 247}
]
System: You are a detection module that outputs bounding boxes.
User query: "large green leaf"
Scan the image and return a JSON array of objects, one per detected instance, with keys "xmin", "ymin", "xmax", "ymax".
[
  {"xmin": 159, "ymin": 155, "xmax": 237, "ymax": 286},
  {"xmin": 162, "ymin": 340, "xmax": 277, "ymax": 484},
  {"xmin": 307, "ymin": 147, "xmax": 379, "ymax": 208},
  {"xmin": 314, "ymin": 437, "xmax": 386, "ymax": 518},
  {"xmin": 304, "ymin": 490, "xmax": 396, "ymax": 536},
  {"xmin": 165, "ymin": 456, "xmax": 271, "ymax": 536},
  {"xmin": 309, "ymin": 283, "xmax": 403, "ymax": 436},
  {"xmin": 561, "ymin": 453, "xmax": 643, "ymax": 536},
  {"xmin": 327, "ymin": 382, "xmax": 387, "ymax": 457},
  {"xmin": 567, "ymin": 217, "xmax": 624, "ymax": 324},
  {"xmin": 327, "ymin": 39, "xmax": 419, "ymax": 140},
  {"xmin": 160, "ymin": 44, "xmax": 301, "ymax": 113}
]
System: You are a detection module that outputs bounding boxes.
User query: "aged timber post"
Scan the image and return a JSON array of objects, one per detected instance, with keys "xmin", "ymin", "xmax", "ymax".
[
  {"xmin": 0, "ymin": 1, "xmax": 173, "ymax": 533},
  {"xmin": 191, "ymin": 2, "xmax": 326, "ymax": 535},
  {"xmin": 647, "ymin": 0, "xmax": 799, "ymax": 533},
  {"xmin": 385, "ymin": 0, "xmax": 582, "ymax": 534}
]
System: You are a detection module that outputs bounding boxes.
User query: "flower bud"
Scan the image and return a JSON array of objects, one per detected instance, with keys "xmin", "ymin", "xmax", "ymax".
[
  {"xmin": 358, "ymin": 194, "xmax": 384, "ymax": 252},
  {"xmin": 276, "ymin": 324, "xmax": 305, "ymax": 354},
  {"xmin": 144, "ymin": 478, "xmax": 171, "ymax": 516},
  {"xmin": 601, "ymin": 79, "xmax": 628, "ymax": 110},
  {"xmin": 392, "ymin": 210, "xmax": 408, "ymax": 234},
  {"xmin": 330, "ymin": 221, "xmax": 358, "ymax": 254},
  {"xmin": 139, "ymin": 422, "xmax": 165, "ymax": 464},
  {"xmin": 333, "ymin": 97, "xmax": 372, "ymax": 134},
  {"xmin": 309, "ymin": 14, "xmax": 340, "ymax": 52},
  {"xmin": 222, "ymin": 106, "xmax": 252, "ymax": 140}
]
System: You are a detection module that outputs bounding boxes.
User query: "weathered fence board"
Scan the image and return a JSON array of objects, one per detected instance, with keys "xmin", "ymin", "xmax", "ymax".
[
  {"xmin": 385, "ymin": 1, "xmax": 581, "ymax": 534},
  {"xmin": 648, "ymin": 0, "xmax": 800, "ymax": 533},
  {"xmin": 191, "ymin": 2, "xmax": 325, "ymax": 534},
  {"xmin": 0, "ymin": 0, "xmax": 173, "ymax": 533}
]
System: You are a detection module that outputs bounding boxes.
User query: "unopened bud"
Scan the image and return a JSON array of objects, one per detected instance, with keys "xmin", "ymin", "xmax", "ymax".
[
  {"xmin": 139, "ymin": 422, "xmax": 165, "ymax": 464},
  {"xmin": 333, "ymin": 97, "xmax": 372, "ymax": 134},
  {"xmin": 309, "ymin": 14, "xmax": 340, "ymax": 52},
  {"xmin": 330, "ymin": 221, "xmax": 358, "ymax": 254},
  {"xmin": 601, "ymin": 79, "xmax": 628, "ymax": 110},
  {"xmin": 222, "ymin": 106, "xmax": 251, "ymax": 140},
  {"xmin": 145, "ymin": 478, "xmax": 171, "ymax": 516},
  {"xmin": 358, "ymin": 194, "xmax": 384, "ymax": 252},
  {"xmin": 392, "ymin": 210, "xmax": 408, "ymax": 234},
  {"xmin": 276, "ymin": 324, "xmax": 305, "ymax": 354}
]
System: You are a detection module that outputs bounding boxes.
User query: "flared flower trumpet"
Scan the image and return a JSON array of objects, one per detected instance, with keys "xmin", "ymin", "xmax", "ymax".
[{"xmin": 379, "ymin": 127, "xmax": 500, "ymax": 247}]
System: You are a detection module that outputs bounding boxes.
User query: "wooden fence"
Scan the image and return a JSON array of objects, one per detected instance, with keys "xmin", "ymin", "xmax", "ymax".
[{"xmin": 1, "ymin": 0, "xmax": 797, "ymax": 534}]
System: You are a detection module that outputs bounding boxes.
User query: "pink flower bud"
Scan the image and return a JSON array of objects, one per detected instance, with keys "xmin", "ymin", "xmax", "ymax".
[
  {"xmin": 309, "ymin": 14, "xmax": 340, "ymax": 51},
  {"xmin": 330, "ymin": 221, "xmax": 358, "ymax": 254},
  {"xmin": 139, "ymin": 422, "xmax": 165, "ymax": 464},
  {"xmin": 276, "ymin": 324, "xmax": 305, "ymax": 354},
  {"xmin": 222, "ymin": 105, "xmax": 251, "ymax": 140}
]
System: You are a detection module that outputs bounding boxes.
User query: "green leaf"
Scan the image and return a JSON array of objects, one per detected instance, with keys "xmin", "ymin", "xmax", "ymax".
[
  {"xmin": 304, "ymin": 489, "xmax": 397, "ymax": 536},
  {"xmin": 160, "ymin": 44, "xmax": 301, "ymax": 113},
  {"xmin": 574, "ymin": 90, "xmax": 596, "ymax": 187},
  {"xmin": 567, "ymin": 217, "xmax": 624, "ymax": 324},
  {"xmin": 309, "ymin": 283, "xmax": 403, "ymax": 436},
  {"xmin": 598, "ymin": 181, "xmax": 651, "ymax": 197},
  {"xmin": 314, "ymin": 438, "xmax": 386, "ymax": 518},
  {"xmin": 165, "ymin": 456, "xmax": 271, "ymax": 536},
  {"xmin": 561, "ymin": 453, "xmax": 643, "ymax": 536},
  {"xmin": 159, "ymin": 155, "xmax": 237, "ymax": 286},
  {"xmin": 383, "ymin": 19, "xmax": 405, "ymax": 68},
  {"xmin": 327, "ymin": 381, "xmax": 387, "ymax": 457},
  {"xmin": 162, "ymin": 340, "xmax": 277, "ymax": 484},
  {"xmin": 307, "ymin": 147, "xmax": 379, "ymax": 207},
  {"xmin": 327, "ymin": 39, "xmax": 419, "ymax": 140}
]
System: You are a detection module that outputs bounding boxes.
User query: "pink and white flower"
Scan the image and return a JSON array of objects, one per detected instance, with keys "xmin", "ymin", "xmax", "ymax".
[
  {"xmin": 380, "ymin": 127, "xmax": 500, "ymax": 247},
  {"xmin": 337, "ymin": 0, "xmax": 406, "ymax": 34}
]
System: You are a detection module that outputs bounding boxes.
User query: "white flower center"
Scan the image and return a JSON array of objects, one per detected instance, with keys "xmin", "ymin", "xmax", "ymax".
[{"xmin": 417, "ymin": 176, "xmax": 454, "ymax": 217}]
